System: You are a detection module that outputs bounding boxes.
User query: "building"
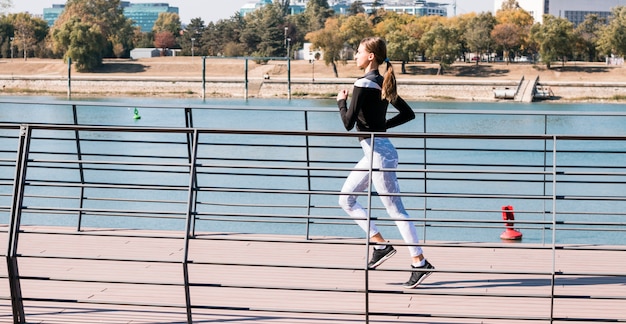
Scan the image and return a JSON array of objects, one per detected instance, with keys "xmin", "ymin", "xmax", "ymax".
[
  {"xmin": 240, "ymin": 0, "xmax": 447, "ymax": 18},
  {"xmin": 494, "ymin": 0, "xmax": 626, "ymax": 25},
  {"xmin": 42, "ymin": 2, "xmax": 179, "ymax": 32},
  {"xmin": 123, "ymin": 2, "xmax": 179, "ymax": 32}
]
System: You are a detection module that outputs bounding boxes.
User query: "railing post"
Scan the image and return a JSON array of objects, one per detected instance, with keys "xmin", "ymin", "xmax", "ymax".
[
  {"xmin": 6, "ymin": 124, "xmax": 31, "ymax": 323},
  {"xmin": 72, "ymin": 105, "xmax": 86, "ymax": 231},
  {"xmin": 182, "ymin": 129, "xmax": 200, "ymax": 324},
  {"xmin": 202, "ymin": 56, "xmax": 206, "ymax": 101},
  {"xmin": 244, "ymin": 58, "xmax": 249, "ymax": 100},
  {"xmin": 185, "ymin": 108, "xmax": 199, "ymax": 236},
  {"xmin": 304, "ymin": 111, "xmax": 312, "ymax": 240}
]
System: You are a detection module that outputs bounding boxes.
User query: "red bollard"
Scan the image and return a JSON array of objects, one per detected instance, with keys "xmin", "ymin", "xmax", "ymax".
[{"xmin": 500, "ymin": 205, "xmax": 523, "ymax": 240}]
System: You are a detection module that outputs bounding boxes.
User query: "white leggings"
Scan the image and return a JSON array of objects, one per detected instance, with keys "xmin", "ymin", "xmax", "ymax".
[{"xmin": 338, "ymin": 137, "xmax": 423, "ymax": 257}]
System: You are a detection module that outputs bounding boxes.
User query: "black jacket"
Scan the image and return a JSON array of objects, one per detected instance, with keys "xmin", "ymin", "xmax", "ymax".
[{"xmin": 337, "ymin": 70, "xmax": 415, "ymax": 139}]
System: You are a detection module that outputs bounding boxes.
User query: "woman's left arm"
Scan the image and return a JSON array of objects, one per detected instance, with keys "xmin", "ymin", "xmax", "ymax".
[{"xmin": 386, "ymin": 96, "xmax": 415, "ymax": 129}]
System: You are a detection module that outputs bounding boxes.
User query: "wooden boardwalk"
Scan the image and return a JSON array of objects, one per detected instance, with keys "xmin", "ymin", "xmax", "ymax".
[{"xmin": 1, "ymin": 226, "xmax": 625, "ymax": 324}]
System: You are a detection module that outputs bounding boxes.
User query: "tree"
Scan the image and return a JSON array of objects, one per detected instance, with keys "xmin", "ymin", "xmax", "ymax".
[
  {"xmin": 493, "ymin": 1, "xmax": 533, "ymax": 62},
  {"xmin": 374, "ymin": 12, "xmax": 420, "ymax": 73},
  {"xmin": 598, "ymin": 6, "xmax": 626, "ymax": 59},
  {"xmin": 341, "ymin": 13, "xmax": 373, "ymax": 51},
  {"xmin": 154, "ymin": 31, "xmax": 176, "ymax": 56},
  {"xmin": 574, "ymin": 14, "xmax": 605, "ymax": 61},
  {"xmin": 348, "ymin": 1, "xmax": 365, "ymax": 16},
  {"xmin": 530, "ymin": 14, "xmax": 574, "ymax": 68},
  {"xmin": 202, "ymin": 13, "xmax": 246, "ymax": 56},
  {"xmin": 420, "ymin": 23, "xmax": 461, "ymax": 75},
  {"xmin": 304, "ymin": 0, "xmax": 333, "ymax": 31},
  {"xmin": 153, "ymin": 12, "xmax": 181, "ymax": 35},
  {"xmin": 53, "ymin": 17, "xmax": 106, "ymax": 71},
  {"xmin": 492, "ymin": 23, "xmax": 522, "ymax": 63},
  {"xmin": 6, "ymin": 13, "xmax": 48, "ymax": 60},
  {"xmin": 180, "ymin": 17, "xmax": 205, "ymax": 56},
  {"xmin": 306, "ymin": 17, "xmax": 346, "ymax": 77},
  {"xmin": 240, "ymin": 2, "xmax": 286, "ymax": 58},
  {"xmin": 464, "ymin": 12, "xmax": 496, "ymax": 64},
  {"xmin": 50, "ymin": 0, "xmax": 135, "ymax": 70}
]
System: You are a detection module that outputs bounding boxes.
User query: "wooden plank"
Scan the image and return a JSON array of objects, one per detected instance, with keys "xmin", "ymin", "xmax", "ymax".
[{"xmin": 0, "ymin": 226, "xmax": 623, "ymax": 323}]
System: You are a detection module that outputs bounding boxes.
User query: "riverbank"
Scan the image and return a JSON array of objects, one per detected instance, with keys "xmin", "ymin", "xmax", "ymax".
[{"xmin": 1, "ymin": 57, "xmax": 626, "ymax": 102}]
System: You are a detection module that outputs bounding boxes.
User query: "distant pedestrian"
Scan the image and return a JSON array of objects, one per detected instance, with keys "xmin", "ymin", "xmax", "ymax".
[{"xmin": 336, "ymin": 37, "xmax": 433, "ymax": 288}]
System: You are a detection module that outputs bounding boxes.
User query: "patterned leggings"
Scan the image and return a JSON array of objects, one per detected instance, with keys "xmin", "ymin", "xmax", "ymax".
[{"xmin": 338, "ymin": 137, "xmax": 423, "ymax": 257}]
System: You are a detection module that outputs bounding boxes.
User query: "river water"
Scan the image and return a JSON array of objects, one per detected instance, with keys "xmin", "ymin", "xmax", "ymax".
[{"xmin": 1, "ymin": 96, "xmax": 625, "ymax": 245}]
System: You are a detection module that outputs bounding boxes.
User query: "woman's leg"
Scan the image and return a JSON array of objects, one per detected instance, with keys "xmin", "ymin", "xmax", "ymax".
[
  {"xmin": 338, "ymin": 155, "xmax": 379, "ymax": 238},
  {"xmin": 365, "ymin": 138, "xmax": 423, "ymax": 258}
]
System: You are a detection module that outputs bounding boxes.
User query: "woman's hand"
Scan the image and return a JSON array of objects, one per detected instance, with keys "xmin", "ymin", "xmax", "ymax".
[{"xmin": 337, "ymin": 89, "xmax": 349, "ymax": 101}]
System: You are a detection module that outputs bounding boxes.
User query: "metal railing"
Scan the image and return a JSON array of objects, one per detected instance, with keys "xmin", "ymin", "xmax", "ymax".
[{"xmin": 0, "ymin": 98, "xmax": 625, "ymax": 323}]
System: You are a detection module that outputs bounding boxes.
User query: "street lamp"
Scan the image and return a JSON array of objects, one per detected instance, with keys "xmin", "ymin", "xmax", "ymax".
[{"xmin": 191, "ymin": 38, "xmax": 196, "ymax": 57}]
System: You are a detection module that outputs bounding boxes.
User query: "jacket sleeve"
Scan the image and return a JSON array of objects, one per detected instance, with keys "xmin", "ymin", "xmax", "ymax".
[
  {"xmin": 337, "ymin": 86, "xmax": 363, "ymax": 131},
  {"xmin": 385, "ymin": 95, "xmax": 415, "ymax": 129}
]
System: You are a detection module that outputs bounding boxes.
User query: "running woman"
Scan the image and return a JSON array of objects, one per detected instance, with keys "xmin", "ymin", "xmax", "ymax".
[{"xmin": 336, "ymin": 37, "xmax": 433, "ymax": 288}]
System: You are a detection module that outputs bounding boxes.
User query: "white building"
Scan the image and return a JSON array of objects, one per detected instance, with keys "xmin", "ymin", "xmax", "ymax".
[{"xmin": 494, "ymin": 0, "xmax": 626, "ymax": 25}]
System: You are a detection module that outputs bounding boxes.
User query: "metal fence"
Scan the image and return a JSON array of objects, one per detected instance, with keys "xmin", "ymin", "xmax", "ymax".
[{"xmin": 0, "ymin": 99, "xmax": 625, "ymax": 323}]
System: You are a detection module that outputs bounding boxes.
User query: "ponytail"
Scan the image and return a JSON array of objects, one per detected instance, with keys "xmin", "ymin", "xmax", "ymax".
[
  {"xmin": 381, "ymin": 60, "xmax": 398, "ymax": 102},
  {"xmin": 360, "ymin": 37, "xmax": 398, "ymax": 102}
]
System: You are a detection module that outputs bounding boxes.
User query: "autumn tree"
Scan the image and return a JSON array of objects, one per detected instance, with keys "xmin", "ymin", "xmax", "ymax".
[
  {"xmin": 530, "ymin": 14, "xmax": 574, "ymax": 68},
  {"xmin": 493, "ymin": 0, "xmax": 533, "ymax": 62},
  {"xmin": 153, "ymin": 12, "xmax": 182, "ymax": 35},
  {"xmin": 598, "ymin": 6, "xmax": 626, "ymax": 59},
  {"xmin": 306, "ymin": 17, "xmax": 346, "ymax": 77},
  {"xmin": 154, "ymin": 31, "xmax": 176, "ymax": 55}
]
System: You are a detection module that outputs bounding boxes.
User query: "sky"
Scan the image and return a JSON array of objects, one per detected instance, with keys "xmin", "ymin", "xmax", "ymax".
[{"xmin": 6, "ymin": 0, "xmax": 495, "ymax": 25}]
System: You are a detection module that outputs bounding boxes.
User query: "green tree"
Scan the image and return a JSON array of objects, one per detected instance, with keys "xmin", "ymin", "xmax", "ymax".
[
  {"xmin": 203, "ymin": 13, "xmax": 246, "ymax": 56},
  {"xmin": 530, "ymin": 15, "xmax": 574, "ymax": 68},
  {"xmin": 180, "ymin": 17, "xmax": 205, "ymax": 56},
  {"xmin": 348, "ymin": 1, "xmax": 365, "ymax": 16},
  {"xmin": 54, "ymin": 17, "xmax": 106, "ymax": 71},
  {"xmin": 51, "ymin": 0, "xmax": 135, "ymax": 70},
  {"xmin": 374, "ymin": 12, "xmax": 420, "ymax": 73},
  {"xmin": 306, "ymin": 17, "xmax": 346, "ymax": 77},
  {"xmin": 0, "ymin": 15, "xmax": 13, "ymax": 58},
  {"xmin": 304, "ymin": 0, "xmax": 333, "ymax": 31},
  {"xmin": 240, "ymin": 2, "xmax": 286, "ymax": 58},
  {"xmin": 574, "ymin": 14, "xmax": 605, "ymax": 61},
  {"xmin": 9, "ymin": 13, "xmax": 47, "ymax": 60},
  {"xmin": 598, "ymin": 6, "xmax": 626, "ymax": 59},
  {"xmin": 341, "ymin": 13, "xmax": 373, "ymax": 51},
  {"xmin": 420, "ymin": 23, "xmax": 460, "ymax": 75},
  {"xmin": 464, "ymin": 12, "xmax": 496, "ymax": 64}
]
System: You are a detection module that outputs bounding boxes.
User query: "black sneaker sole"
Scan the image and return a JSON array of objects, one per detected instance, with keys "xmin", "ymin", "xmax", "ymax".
[
  {"xmin": 402, "ymin": 271, "xmax": 432, "ymax": 289},
  {"xmin": 368, "ymin": 249, "xmax": 396, "ymax": 269}
]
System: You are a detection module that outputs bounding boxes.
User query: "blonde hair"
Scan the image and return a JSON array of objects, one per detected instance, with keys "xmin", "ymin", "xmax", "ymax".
[{"xmin": 360, "ymin": 37, "xmax": 398, "ymax": 102}]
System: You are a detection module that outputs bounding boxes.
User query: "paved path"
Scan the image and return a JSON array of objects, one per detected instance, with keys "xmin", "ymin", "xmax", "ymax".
[{"xmin": 1, "ymin": 226, "xmax": 625, "ymax": 323}]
